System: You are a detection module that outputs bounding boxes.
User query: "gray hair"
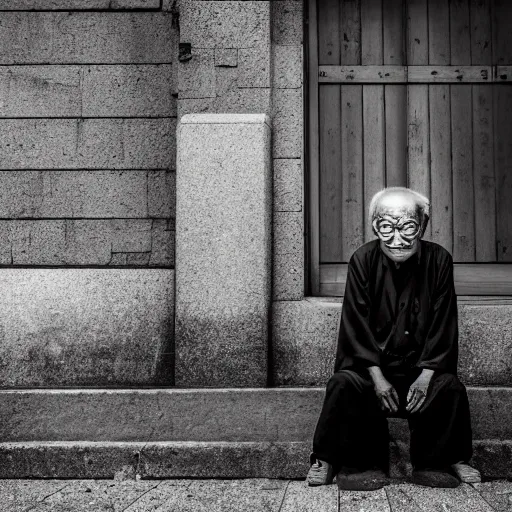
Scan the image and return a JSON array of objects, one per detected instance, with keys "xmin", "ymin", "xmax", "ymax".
[{"xmin": 369, "ymin": 187, "xmax": 430, "ymax": 222}]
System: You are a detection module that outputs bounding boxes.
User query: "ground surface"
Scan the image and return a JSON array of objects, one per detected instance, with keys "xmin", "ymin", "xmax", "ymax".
[{"xmin": 1, "ymin": 479, "xmax": 511, "ymax": 511}]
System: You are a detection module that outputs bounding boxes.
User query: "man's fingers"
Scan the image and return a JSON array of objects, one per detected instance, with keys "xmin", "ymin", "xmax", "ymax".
[
  {"xmin": 410, "ymin": 394, "xmax": 426, "ymax": 414},
  {"xmin": 406, "ymin": 389, "xmax": 419, "ymax": 411},
  {"xmin": 380, "ymin": 395, "xmax": 392, "ymax": 412},
  {"xmin": 391, "ymin": 388, "xmax": 400, "ymax": 408},
  {"xmin": 407, "ymin": 388, "xmax": 413, "ymax": 403}
]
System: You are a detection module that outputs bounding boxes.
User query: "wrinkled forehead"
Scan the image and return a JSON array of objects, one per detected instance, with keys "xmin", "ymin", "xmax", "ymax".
[{"xmin": 374, "ymin": 192, "xmax": 420, "ymax": 220}]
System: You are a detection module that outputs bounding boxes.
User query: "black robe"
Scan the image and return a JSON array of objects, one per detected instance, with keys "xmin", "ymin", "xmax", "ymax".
[{"xmin": 334, "ymin": 239, "xmax": 458, "ymax": 374}]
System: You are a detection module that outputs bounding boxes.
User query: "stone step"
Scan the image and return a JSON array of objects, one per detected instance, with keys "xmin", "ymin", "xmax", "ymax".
[
  {"xmin": 1, "ymin": 388, "xmax": 511, "ymax": 479},
  {"xmin": 1, "ymin": 387, "xmax": 511, "ymax": 442}
]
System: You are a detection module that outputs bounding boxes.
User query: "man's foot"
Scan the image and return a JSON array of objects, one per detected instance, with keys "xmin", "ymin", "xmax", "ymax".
[
  {"xmin": 451, "ymin": 462, "xmax": 481, "ymax": 483},
  {"xmin": 412, "ymin": 468, "xmax": 459, "ymax": 488},
  {"xmin": 306, "ymin": 455, "xmax": 335, "ymax": 486},
  {"xmin": 336, "ymin": 467, "xmax": 388, "ymax": 491}
]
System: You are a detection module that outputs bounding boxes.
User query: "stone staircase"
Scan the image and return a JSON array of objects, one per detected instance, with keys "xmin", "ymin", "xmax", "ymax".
[{"xmin": 1, "ymin": 387, "xmax": 511, "ymax": 479}]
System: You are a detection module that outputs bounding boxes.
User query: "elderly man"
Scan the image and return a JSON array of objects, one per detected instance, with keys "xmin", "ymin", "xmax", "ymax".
[{"xmin": 307, "ymin": 187, "xmax": 480, "ymax": 490}]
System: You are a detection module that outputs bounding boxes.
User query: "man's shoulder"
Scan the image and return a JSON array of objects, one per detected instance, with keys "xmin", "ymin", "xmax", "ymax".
[
  {"xmin": 421, "ymin": 240, "xmax": 453, "ymax": 264},
  {"xmin": 350, "ymin": 240, "xmax": 380, "ymax": 263}
]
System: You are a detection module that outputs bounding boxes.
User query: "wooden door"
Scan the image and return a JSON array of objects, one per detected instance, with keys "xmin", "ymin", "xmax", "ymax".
[{"xmin": 307, "ymin": 0, "xmax": 512, "ymax": 296}]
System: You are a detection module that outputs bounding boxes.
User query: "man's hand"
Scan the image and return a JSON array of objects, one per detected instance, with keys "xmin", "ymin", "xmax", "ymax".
[
  {"xmin": 368, "ymin": 366, "xmax": 399, "ymax": 413},
  {"xmin": 406, "ymin": 369, "xmax": 434, "ymax": 413}
]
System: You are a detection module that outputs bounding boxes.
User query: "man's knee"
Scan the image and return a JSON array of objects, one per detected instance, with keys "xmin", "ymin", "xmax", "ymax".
[
  {"xmin": 327, "ymin": 370, "xmax": 358, "ymax": 389},
  {"xmin": 434, "ymin": 373, "xmax": 465, "ymax": 393}
]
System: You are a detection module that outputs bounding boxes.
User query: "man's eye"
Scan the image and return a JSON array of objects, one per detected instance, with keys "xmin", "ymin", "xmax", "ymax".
[
  {"xmin": 378, "ymin": 223, "xmax": 393, "ymax": 234},
  {"xmin": 401, "ymin": 222, "xmax": 419, "ymax": 235}
]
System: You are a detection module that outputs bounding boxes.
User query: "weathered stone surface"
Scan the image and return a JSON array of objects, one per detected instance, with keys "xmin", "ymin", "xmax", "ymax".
[
  {"xmin": 0, "ymin": 0, "xmax": 160, "ymax": 8},
  {"xmin": 215, "ymin": 48, "xmax": 238, "ymax": 68},
  {"xmin": 111, "ymin": 219, "xmax": 152, "ymax": 253},
  {"xmin": 0, "ymin": 119, "xmax": 176, "ymax": 169},
  {"xmin": 181, "ymin": 1, "xmax": 270, "ymax": 49},
  {"xmin": 272, "ymin": 298, "xmax": 512, "ymax": 386},
  {"xmin": 148, "ymin": 170, "xmax": 176, "ymax": 219},
  {"xmin": 338, "ymin": 489, "xmax": 390, "ymax": 512},
  {"xmin": 63, "ymin": 220, "xmax": 112, "ymax": 265},
  {"xmin": 176, "ymin": 114, "xmax": 271, "ymax": 387},
  {"xmin": 0, "ymin": 65, "xmax": 175, "ymax": 117},
  {"xmin": 472, "ymin": 440, "xmax": 512, "ymax": 480},
  {"xmin": 0, "ymin": 269, "xmax": 174, "ymax": 386},
  {"xmin": 0, "ymin": 480, "xmax": 70, "ymax": 512},
  {"xmin": 179, "ymin": 49, "xmax": 216, "ymax": 99},
  {"xmin": 273, "ymin": 211, "xmax": 304, "ymax": 301},
  {"xmin": 273, "ymin": 158, "xmax": 302, "ymax": 212},
  {"xmin": 273, "ymin": 45, "xmax": 303, "ymax": 89},
  {"xmin": 238, "ymin": 46, "xmax": 271, "ymax": 88},
  {"xmin": 0, "ymin": 13, "xmax": 173, "ymax": 64},
  {"xmin": 280, "ymin": 481, "xmax": 338, "ymax": 512},
  {"xmin": 272, "ymin": 299, "xmax": 337, "ymax": 385},
  {"xmin": 150, "ymin": 220, "xmax": 175, "ymax": 266},
  {"xmin": 272, "ymin": 0, "xmax": 303, "ymax": 46},
  {"xmin": 473, "ymin": 481, "xmax": 512, "ymax": 511},
  {"xmin": 272, "ymin": 88, "xmax": 303, "ymax": 158}
]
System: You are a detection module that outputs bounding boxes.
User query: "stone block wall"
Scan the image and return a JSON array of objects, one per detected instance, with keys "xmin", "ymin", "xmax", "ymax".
[{"xmin": 0, "ymin": 3, "xmax": 177, "ymax": 267}]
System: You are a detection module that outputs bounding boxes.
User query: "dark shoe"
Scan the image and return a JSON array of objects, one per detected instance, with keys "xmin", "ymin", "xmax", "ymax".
[
  {"xmin": 412, "ymin": 468, "xmax": 459, "ymax": 488},
  {"xmin": 336, "ymin": 467, "xmax": 388, "ymax": 491}
]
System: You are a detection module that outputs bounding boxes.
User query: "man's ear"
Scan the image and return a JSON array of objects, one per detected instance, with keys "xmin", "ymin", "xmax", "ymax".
[
  {"xmin": 421, "ymin": 214, "xmax": 429, "ymax": 237},
  {"xmin": 371, "ymin": 217, "xmax": 380, "ymax": 237}
]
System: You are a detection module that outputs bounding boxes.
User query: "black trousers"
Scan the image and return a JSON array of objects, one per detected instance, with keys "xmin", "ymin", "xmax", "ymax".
[{"xmin": 312, "ymin": 367, "xmax": 473, "ymax": 472}]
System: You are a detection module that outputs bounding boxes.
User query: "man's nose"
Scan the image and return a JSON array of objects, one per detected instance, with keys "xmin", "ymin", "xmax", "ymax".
[{"xmin": 387, "ymin": 229, "xmax": 407, "ymax": 247}]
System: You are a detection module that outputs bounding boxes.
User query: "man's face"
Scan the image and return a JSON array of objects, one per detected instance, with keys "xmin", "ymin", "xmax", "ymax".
[{"xmin": 372, "ymin": 192, "xmax": 423, "ymax": 264}]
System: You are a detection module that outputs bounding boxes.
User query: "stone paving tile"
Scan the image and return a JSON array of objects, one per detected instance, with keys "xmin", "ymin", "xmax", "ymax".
[
  {"xmin": 280, "ymin": 480, "xmax": 337, "ymax": 512},
  {"xmin": 473, "ymin": 481, "xmax": 512, "ymax": 511},
  {"xmin": 385, "ymin": 483, "xmax": 494, "ymax": 512},
  {"xmin": 124, "ymin": 481, "xmax": 191, "ymax": 511},
  {"xmin": 339, "ymin": 488, "xmax": 391, "ymax": 512},
  {"xmin": 0, "ymin": 480, "xmax": 71, "ymax": 512},
  {"xmin": 126, "ymin": 479, "xmax": 287, "ymax": 512},
  {"xmin": 29, "ymin": 480, "xmax": 158, "ymax": 512}
]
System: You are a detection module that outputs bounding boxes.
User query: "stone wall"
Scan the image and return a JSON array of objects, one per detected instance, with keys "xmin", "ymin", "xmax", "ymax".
[
  {"xmin": 0, "ymin": 1, "xmax": 177, "ymax": 386},
  {"xmin": 0, "ymin": 2, "xmax": 177, "ymax": 267}
]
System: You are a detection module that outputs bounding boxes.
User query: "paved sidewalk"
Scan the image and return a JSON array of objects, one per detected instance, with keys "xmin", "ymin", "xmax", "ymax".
[{"xmin": 1, "ymin": 478, "xmax": 511, "ymax": 511}]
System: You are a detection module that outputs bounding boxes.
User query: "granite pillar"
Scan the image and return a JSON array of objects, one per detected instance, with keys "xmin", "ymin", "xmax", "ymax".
[{"xmin": 175, "ymin": 114, "xmax": 271, "ymax": 386}]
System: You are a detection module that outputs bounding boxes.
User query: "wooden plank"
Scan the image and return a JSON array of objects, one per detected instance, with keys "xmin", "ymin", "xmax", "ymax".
[
  {"xmin": 406, "ymin": 0, "xmax": 428, "ymax": 66},
  {"xmin": 407, "ymin": 0, "xmax": 430, "ymax": 238},
  {"xmin": 428, "ymin": 0, "xmax": 450, "ymax": 65},
  {"xmin": 492, "ymin": 0, "xmax": 512, "ymax": 66},
  {"xmin": 496, "ymin": 67, "xmax": 512, "ymax": 81},
  {"xmin": 341, "ymin": 85, "xmax": 364, "ymax": 261},
  {"xmin": 428, "ymin": 0, "xmax": 452, "ymax": 254},
  {"xmin": 361, "ymin": 0, "xmax": 385, "ymax": 242},
  {"xmin": 408, "ymin": 66, "xmax": 492, "ymax": 82},
  {"xmin": 471, "ymin": 1, "xmax": 496, "ymax": 261},
  {"xmin": 451, "ymin": 0, "xmax": 475, "ymax": 261},
  {"xmin": 318, "ymin": 0, "xmax": 342, "ymax": 263},
  {"xmin": 384, "ymin": 0, "xmax": 407, "ymax": 187},
  {"xmin": 494, "ymin": 85, "xmax": 512, "ymax": 261},
  {"xmin": 429, "ymin": 86, "xmax": 452, "ymax": 254},
  {"xmin": 319, "ymin": 263, "xmax": 512, "ymax": 296},
  {"xmin": 340, "ymin": 0, "xmax": 363, "ymax": 262},
  {"xmin": 318, "ymin": 65, "xmax": 406, "ymax": 83},
  {"xmin": 340, "ymin": 0, "xmax": 361, "ymax": 66},
  {"xmin": 307, "ymin": 0, "xmax": 320, "ymax": 293},
  {"xmin": 318, "ymin": 65, "xmax": 493, "ymax": 83}
]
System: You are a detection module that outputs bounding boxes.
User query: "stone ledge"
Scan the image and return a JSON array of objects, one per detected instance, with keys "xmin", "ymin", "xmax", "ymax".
[
  {"xmin": 273, "ymin": 298, "xmax": 512, "ymax": 386},
  {"xmin": 179, "ymin": 113, "xmax": 271, "ymax": 126},
  {"xmin": 0, "ymin": 440, "xmax": 510, "ymax": 479},
  {"xmin": 1, "ymin": 387, "xmax": 510, "ymax": 442}
]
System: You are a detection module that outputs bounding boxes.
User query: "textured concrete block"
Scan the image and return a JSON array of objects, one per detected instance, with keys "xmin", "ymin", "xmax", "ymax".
[
  {"xmin": 0, "ymin": 119, "xmax": 176, "ymax": 169},
  {"xmin": 11, "ymin": 220, "xmax": 67, "ymax": 265},
  {"xmin": 0, "ymin": 13, "xmax": 173, "ymax": 64},
  {"xmin": 150, "ymin": 220, "xmax": 174, "ymax": 266},
  {"xmin": 0, "ymin": 269, "xmax": 174, "ymax": 386},
  {"xmin": 82, "ymin": 65, "xmax": 176, "ymax": 117},
  {"xmin": 176, "ymin": 114, "xmax": 271, "ymax": 386},
  {"xmin": 272, "ymin": 45, "xmax": 303, "ymax": 88},
  {"xmin": 273, "ymin": 158, "xmax": 302, "ymax": 212},
  {"xmin": 272, "ymin": 298, "xmax": 512, "ymax": 386},
  {"xmin": 148, "ymin": 170, "xmax": 176, "ymax": 219},
  {"xmin": 215, "ymin": 48, "xmax": 238, "ymax": 67},
  {"xmin": 111, "ymin": 219, "xmax": 152, "ymax": 253},
  {"xmin": 0, "ymin": 223, "xmax": 10, "ymax": 264},
  {"xmin": 181, "ymin": 1, "xmax": 270, "ymax": 49},
  {"xmin": 63, "ymin": 220, "xmax": 112, "ymax": 265},
  {"xmin": 238, "ymin": 46, "xmax": 271, "ymax": 88},
  {"xmin": 272, "ymin": 88, "xmax": 303, "ymax": 158},
  {"xmin": 273, "ymin": 211, "xmax": 304, "ymax": 301},
  {"xmin": 272, "ymin": 299, "xmax": 337, "ymax": 385},
  {"xmin": 179, "ymin": 49, "xmax": 215, "ymax": 99},
  {"xmin": 0, "ymin": 0, "xmax": 160, "ymax": 8},
  {"xmin": 272, "ymin": 0, "xmax": 303, "ymax": 45}
]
